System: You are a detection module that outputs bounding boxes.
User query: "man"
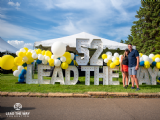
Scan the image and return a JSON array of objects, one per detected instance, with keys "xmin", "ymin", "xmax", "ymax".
[{"xmin": 128, "ymin": 43, "xmax": 140, "ymax": 91}]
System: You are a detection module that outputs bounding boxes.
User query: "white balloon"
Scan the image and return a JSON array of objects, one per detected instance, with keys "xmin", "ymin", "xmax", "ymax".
[
  {"xmin": 16, "ymin": 51, "xmax": 19, "ymax": 56},
  {"xmin": 119, "ymin": 55, "xmax": 122, "ymax": 59},
  {"xmin": 45, "ymin": 56, "xmax": 50, "ymax": 61},
  {"xmin": 119, "ymin": 55, "xmax": 122, "ymax": 61},
  {"xmin": 142, "ymin": 55, "xmax": 147, "ymax": 58},
  {"xmin": 32, "ymin": 53, "xmax": 38, "ymax": 59},
  {"xmin": 112, "ymin": 56, "xmax": 117, "ymax": 62},
  {"xmin": 13, "ymin": 70, "xmax": 21, "ymax": 77},
  {"xmin": 51, "ymin": 41, "xmax": 66, "ymax": 57},
  {"xmin": 107, "ymin": 55, "xmax": 112, "ymax": 60},
  {"xmin": 106, "ymin": 51, "xmax": 112, "ymax": 56},
  {"xmin": 149, "ymin": 54, "xmax": 154, "ymax": 58},
  {"xmin": 158, "ymin": 71, "xmax": 160, "ymax": 77},
  {"xmin": 104, "ymin": 58, "xmax": 108, "ymax": 63},
  {"xmin": 20, "ymin": 48, "xmax": 26, "ymax": 52},
  {"xmin": 143, "ymin": 56, "xmax": 149, "ymax": 61},
  {"xmin": 28, "ymin": 49, "xmax": 32, "ymax": 52},
  {"xmin": 42, "ymin": 59, "xmax": 48, "ymax": 65},
  {"xmin": 23, "ymin": 56, "xmax": 28, "ymax": 62},
  {"xmin": 31, "ymin": 50, "xmax": 36, "ymax": 54},
  {"xmin": 149, "ymin": 58, "xmax": 153, "ymax": 64},
  {"xmin": 155, "ymin": 58, "xmax": 160, "ymax": 62},
  {"xmin": 114, "ymin": 52, "xmax": 119, "ymax": 58},
  {"xmin": 51, "ymin": 55, "xmax": 58, "ymax": 60},
  {"xmin": 71, "ymin": 53, "xmax": 74, "ymax": 60},
  {"xmin": 140, "ymin": 57, "xmax": 144, "ymax": 62},
  {"xmin": 18, "ymin": 66, "xmax": 24, "ymax": 72},
  {"xmin": 54, "ymin": 59, "xmax": 61, "ymax": 67},
  {"xmin": 38, "ymin": 54, "xmax": 44, "ymax": 60},
  {"xmin": 60, "ymin": 56, "xmax": 66, "ymax": 62}
]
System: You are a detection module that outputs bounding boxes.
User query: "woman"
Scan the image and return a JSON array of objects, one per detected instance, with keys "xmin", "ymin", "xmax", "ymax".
[{"xmin": 120, "ymin": 49, "xmax": 129, "ymax": 88}]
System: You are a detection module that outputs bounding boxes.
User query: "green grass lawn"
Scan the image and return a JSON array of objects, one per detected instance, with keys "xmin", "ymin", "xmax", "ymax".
[{"xmin": 0, "ymin": 72, "xmax": 160, "ymax": 93}]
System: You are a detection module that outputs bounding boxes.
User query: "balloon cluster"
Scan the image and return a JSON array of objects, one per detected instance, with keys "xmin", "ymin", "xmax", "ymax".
[
  {"xmin": 101, "ymin": 51, "xmax": 160, "ymax": 70},
  {"xmin": 139, "ymin": 53, "xmax": 160, "ymax": 69},
  {"xmin": 102, "ymin": 52, "xmax": 121, "ymax": 68},
  {"xmin": 0, "ymin": 42, "xmax": 78, "ymax": 81}
]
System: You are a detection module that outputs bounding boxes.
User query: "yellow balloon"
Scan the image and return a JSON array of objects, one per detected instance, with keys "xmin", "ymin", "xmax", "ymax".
[
  {"xmin": 110, "ymin": 62, "xmax": 116, "ymax": 68},
  {"xmin": 156, "ymin": 62, "xmax": 160, "ymax": 69},
  {"xmin": 1, "ymin": 55, "xmax": 14, "ymax": 70},
  {"xmin": 23, "ymin": 47, "xmax": 28, "ymax": 52},
  {"xmin": 36, "ymin": 49, "xmax": 42, "ymax": 54},
  {"xmin": 102, "ymin": 54, "xmax": 107, "ymax": 59},
  {"xmin": 28, "ymin": 57, "xmax": 34, "ymax": 63},
  {"xmin": 152, "ymin": 57, "xmax": 155, "ymax": 61},
  {"xmin": 66, "ymin": 58, "xmax": 72, "ymax": 64},
  {"xmin": 12, "ymin": 65, "xmax": 18, "ymax": 71},
  {"xmin": 144, "ymin": 61, "xmax": 150, "ymax": 66},
  {"xmin": 0, "ymin": 57, "xmax": 2, "ymax": 67},
  {"xmin": 24, "ymin": 67, "xmax": 27, "ymax": 70},
  {"xmin": 114, "ymin": 60, "xmax": 120, "ymax": 65},
  {"xmin": 42, "ymin": 50, "xmax": 46, "ymax": 55},
  {"xmin": 14, "ymin": 57, "xmax": 23, "ymax": 66},
  {"xmin": 26, "ymin": 57, "xmax": 34, "ymax": 64},
  {"xmin": 116, "ymin": 57, "xmax": 119, "ymax": 60},
  {"xmin": 61, "ymin": 62, "xmax": 68, "ymax": 69},
  {"xmin": 107, "ymin": 60, "xmax": 112, "ymax": 66},
  {"xmin": 63, "ymin": 52, "xmax": 71, "ymax": 58},
  {"xmin": 26, "ymin": 52, "xmax": 32, "ymax": 58},
  {"xmin": 155, "ymin": 54, "xmax": 160, "ymax": 59},
  {"xmin": 139, "ymin": 53, "xmax": 143, "ymax": 57},
  {"xmin": 144, "ymin": 64, "xmax": 150, "ymax": 69},
  {"xmin": 45, "ymin": 51, "xmax": 52, "ymax": 57},
  {"xmin": 48, "ymin": 58, "xmax": 54, "ymax": 66},
  {"xmin": 18, "ymin": 52, "xmax": 25, "ymax": 57}
]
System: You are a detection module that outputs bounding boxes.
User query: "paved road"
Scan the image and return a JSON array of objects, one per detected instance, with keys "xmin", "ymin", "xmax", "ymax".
[{"xmin": 0, "ymin": 97, "xmax": 160, "ymax": 120}]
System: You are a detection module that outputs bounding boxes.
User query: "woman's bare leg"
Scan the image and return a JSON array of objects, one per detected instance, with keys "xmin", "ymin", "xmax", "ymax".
[
  {"xmin": 122, "ymin": 72, "xmax": 126, "ymax": 87},
  {"xmin": 125, "ymin": 72, "xmax": 129, "ymax": 86}
]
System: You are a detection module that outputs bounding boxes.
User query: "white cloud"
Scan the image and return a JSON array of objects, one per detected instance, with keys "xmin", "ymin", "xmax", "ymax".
[
  {"xmin": 0, "ymin": 19, "xmax": 40, "ymax": 40},
  {"xmin": 0, "ymin": 14, "xmax": 6, "ymax": 19},
  {"xmin": 7, "ymin": 40, "xmax": 33, "ymax": 49},
  {"xmin": 105, "ymin": 27, "xmax": 131, "ymax": 41},
  {"xmin": 29, "ymin": 0, "xmax": 140, "ymax": 39},
  {"xmin": 8, "ymin": 1, "xmax": 20, "ymax": 9}
]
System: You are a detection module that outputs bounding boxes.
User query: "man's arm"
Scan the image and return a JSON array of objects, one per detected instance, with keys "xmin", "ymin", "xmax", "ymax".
[{"xmin": 136, "ymin": 56, "xmax": 139, "ymax": 70}]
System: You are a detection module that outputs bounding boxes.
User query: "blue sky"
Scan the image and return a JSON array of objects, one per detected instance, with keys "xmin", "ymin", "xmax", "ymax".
[{"xmin": 0, "ymin": 0, "xmax": 141, "ymax": 49}]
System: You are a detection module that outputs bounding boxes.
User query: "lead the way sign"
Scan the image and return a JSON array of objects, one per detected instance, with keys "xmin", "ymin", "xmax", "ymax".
[{"xmin": 25, "ymin": 39, "xmax": 159, "ymax": 85}]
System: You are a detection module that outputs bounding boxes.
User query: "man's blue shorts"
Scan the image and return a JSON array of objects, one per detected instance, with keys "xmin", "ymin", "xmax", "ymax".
[{"xmin": 128, "ymin": 66, "xmax": 137, "ymax": 75}]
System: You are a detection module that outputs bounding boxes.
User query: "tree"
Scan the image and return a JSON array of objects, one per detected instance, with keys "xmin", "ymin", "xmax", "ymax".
[
  {"xmin": 124, "ymin": 35, "xmax": 133, "ymax": 44},
  {"xmin": 120, "ymin": 39, "xmax": 124, "ymax": 43},
  {"xmin": 129, "ymin": 0, "xmax": 160, "ymax": 55}
]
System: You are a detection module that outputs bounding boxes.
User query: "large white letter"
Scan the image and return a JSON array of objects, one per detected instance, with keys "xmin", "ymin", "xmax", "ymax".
[
  {"xmin": 76, "ymin": 39, "xmax": 89, "ymax": 65},
  {"xmin": 94, "ymin": 66, "xmax": 109, "ymax": 85},
  {"xmin": 38, "ymin": 65, "xmax": 51, "ymax": 84},
  {"xmin": 108, "ymin": 66, "xmax": 119, "ymax": 85},
  {"xmin": 148, "ymin": 67, "xmax": 158, "ymax": 85},
  {"xmin": 138, "ymin": 67, "xmax": 151, "ymax": 85},
  {"xmin": 90, "ymin": 39, "xmax": 103, "ymax": 65},
  {"xmin": 81, "ymin": 66, "xmax": 94, "ymax": 85},
  {"xmin": 51, "ymin": 67, "xmax": 64, "ymax": 85},
  {"xmin": 65, "ymin": 66, "xmax": 79, "ymax": 85},
  {"xmin": 26, "ymin": 64, "xmax": 38, "ymax": 84}
]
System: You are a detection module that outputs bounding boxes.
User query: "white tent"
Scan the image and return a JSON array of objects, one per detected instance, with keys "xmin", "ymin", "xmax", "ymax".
[
  {"xmin": 34, "ymin": 32, "xmax": 135, "ymax": 50},
  {"xmin": 0, "ymin": 37, "xmax": 18, "ymax": 53}
]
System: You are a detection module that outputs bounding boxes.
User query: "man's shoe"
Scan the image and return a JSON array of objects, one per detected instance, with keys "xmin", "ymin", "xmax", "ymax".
[
  {"xmin": 131, "ymin": 87, "xmax": 135, "ymax": 89},
  {"xmin": 135, "ymin": 88, "xmax": 140, "ymax": 91}
]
